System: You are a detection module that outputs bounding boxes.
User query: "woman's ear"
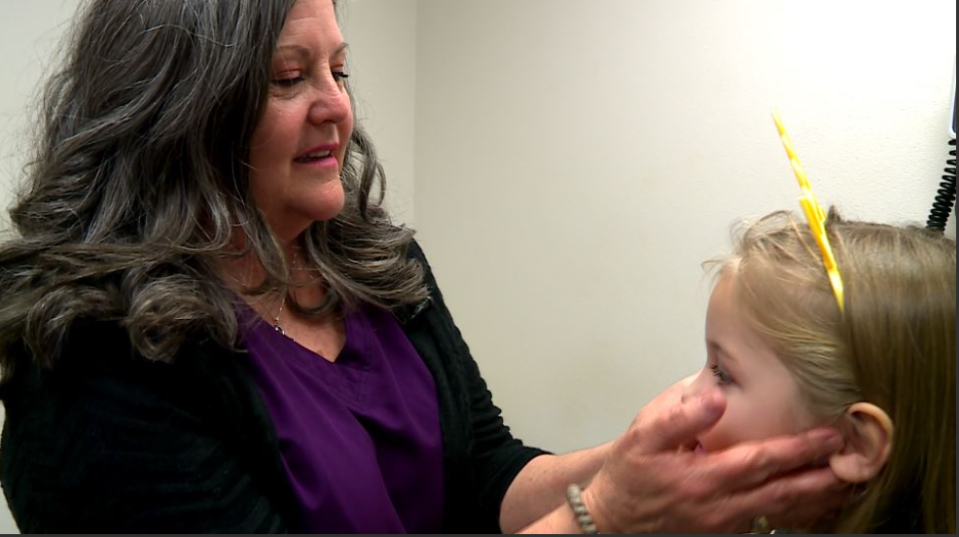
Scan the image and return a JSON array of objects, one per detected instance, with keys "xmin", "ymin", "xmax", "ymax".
[{"xmin": 829, "ymin": 403, "xmax": 894, "ymax": 483}]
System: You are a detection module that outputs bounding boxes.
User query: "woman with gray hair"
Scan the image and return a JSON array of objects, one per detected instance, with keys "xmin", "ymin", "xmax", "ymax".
[{"xmin": 0, "ymin": 0, "xmax": 846, "ymax": 533}]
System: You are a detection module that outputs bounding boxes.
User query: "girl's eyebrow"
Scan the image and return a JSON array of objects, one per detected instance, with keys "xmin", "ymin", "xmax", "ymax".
[{"xmin": 708, "ymin": 340, "xmax": 740, "ymax": 365}]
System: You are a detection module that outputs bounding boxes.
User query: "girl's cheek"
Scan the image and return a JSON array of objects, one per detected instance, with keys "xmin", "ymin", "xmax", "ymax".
[
  {"xmin": 700, "ymin": 396, "xmax": 750, "ymax": 452},
  {"xmin": 700, "ymin": 422, "xmax": 735, "ymax": 453}
]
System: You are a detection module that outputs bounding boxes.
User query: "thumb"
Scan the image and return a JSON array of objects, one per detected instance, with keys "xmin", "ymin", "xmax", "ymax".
[{"xmin": 641, "ymin": 389, "xmax": 726, "ymax": 454}]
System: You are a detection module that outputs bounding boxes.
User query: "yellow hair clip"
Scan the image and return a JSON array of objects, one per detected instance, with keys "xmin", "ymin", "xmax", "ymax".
[{"xmin": 772, "ymin": 110, "xmax": 846, "ymax": 314}]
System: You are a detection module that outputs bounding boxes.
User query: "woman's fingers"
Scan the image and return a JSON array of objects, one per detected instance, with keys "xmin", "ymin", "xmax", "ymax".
[
  {"xmin": 717, "ymin": 465, "xmax": 850, "ymax": 531},
  {"xmin": 592, "ymin": 384, "xmax": 851, "ymax": 534},
  {"xmin": 636, "ymin": 389, "xmax": 726, "ymax": 454},
  {"xmin": 677, "ymin": 429, "xmax": 848, "ymax": 532},
  {"xmin": 704, "ymin": 428, "xmax": 844, "ymax": 488}
]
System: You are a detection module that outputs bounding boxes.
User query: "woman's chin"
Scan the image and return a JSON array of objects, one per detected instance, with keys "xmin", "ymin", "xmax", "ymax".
[
  {"xmin": 301, "ymin": 186, "xmax": 347, "ymax": 223},
  {"xmin": 310, "ymin": 199, "xmax": 347, "ymax": 223},
  {"xmin": 266, "ymin": 200, "xmax": 347, "ymax": 242}
]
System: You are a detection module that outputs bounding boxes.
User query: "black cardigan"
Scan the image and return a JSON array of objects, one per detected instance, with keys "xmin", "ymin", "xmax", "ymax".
[{"xmin": 0, "ymin": 241, "xmax": 547, "ymax": 533}]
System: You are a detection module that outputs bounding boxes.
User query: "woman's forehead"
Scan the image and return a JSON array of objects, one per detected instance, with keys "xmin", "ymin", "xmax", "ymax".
[
  {"xmin": 282, "ymin": 0, "xmax": 337, "ymax": 28},
  {"xmin": 276, "ymin": 0, "xmax": 343, "ymax": 51}
]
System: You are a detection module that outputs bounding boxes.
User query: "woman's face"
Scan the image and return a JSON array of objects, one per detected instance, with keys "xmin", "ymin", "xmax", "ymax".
[
  {"xmin": 683, "ymin": 273, "xmax": 819, "ymax": 454},
  {"xmin": 248, "ymin": 0, "xmax": 354, "ymax": 243}
]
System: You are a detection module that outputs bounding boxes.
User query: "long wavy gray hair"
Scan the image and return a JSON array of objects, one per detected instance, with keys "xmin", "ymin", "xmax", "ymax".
[{"xmin": 0, "ymin": 0, "xmax": 426, "ymax": 378}]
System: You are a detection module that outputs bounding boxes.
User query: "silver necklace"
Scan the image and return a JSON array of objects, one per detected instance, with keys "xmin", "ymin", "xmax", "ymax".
[
  {"xmin": 272, "ymin": 250, "xmax": 302, "ymax": 336},
  {"xmin": 272, "ymin": 293, "xmax": 287, "ymax": 336}
]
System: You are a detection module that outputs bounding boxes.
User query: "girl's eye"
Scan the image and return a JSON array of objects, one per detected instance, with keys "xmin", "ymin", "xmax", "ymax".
[{"xmin": 710, "ymin": 364, "xmax": 733, "ymax": 386}]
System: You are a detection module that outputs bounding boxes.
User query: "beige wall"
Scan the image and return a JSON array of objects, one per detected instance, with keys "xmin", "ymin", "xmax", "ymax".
[
  {"xmin": 0, "ymin": 1, "xmax": 75, "ymax": 231},
  {"xmin": 0, "ymin": 1, "xmax": 78, "ymax": 530},
  {"xmin": 339, "ymin": 0, "xmax": 419, "ymax": 223},
  {"xmin": 413, "ymin": 0, "xmax": 956, "ymax": 454}
]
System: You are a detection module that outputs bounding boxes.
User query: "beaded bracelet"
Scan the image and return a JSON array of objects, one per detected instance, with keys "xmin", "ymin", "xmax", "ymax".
[{"xmin": 566, "ymin": 484, "xmax": 600, "ymax": 534}]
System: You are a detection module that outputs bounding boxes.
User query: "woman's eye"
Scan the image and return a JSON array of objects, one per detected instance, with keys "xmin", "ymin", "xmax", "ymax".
[
  {"xmin": 710, "ymin": 364, "xmax": 733, "ymax": 386},
  {"xmin": 272, "ymin": 74, "xmax": 305, "ymax": 88},
  {"xmin": 272, "ymin": 72, "xmax": 349, "ymax": 88}
]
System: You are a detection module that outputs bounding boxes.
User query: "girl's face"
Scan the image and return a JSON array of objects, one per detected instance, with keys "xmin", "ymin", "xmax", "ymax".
[
  {"xmin": 248, "ymin": 0, "xmax": 354, "ymax": 243},
  {"xmin": 683, "ymin": 272, "xmax": 819, "ymax": 453}
]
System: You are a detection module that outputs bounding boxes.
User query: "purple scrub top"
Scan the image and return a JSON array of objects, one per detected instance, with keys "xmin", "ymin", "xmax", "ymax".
[{"xmin": 241, "ymin": 303, "xmax": 445, "ymax": 533}]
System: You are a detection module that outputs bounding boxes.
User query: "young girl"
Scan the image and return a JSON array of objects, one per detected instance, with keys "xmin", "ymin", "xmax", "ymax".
[{"xmin": 683, "ymin": 210, "xmax": 955, "ymax": 534}]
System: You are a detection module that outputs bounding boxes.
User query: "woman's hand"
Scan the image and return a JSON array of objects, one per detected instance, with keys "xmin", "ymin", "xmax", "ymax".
[{"xmin": 582, "ymin": 387, "xmax": 848, "ymax": 534}]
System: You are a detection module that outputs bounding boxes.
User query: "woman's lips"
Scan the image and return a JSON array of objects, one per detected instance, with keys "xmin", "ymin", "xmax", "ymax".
[
  {"xmin": 293, "ymin": 154, "xmax": 339, "ymax": 168},
  {"xmin": 295, "ymin": 143, "xmax": 339, "ymax": 159},
  {"xmin": 293, "ymin": 143, "xmax": 341, "ymax": 168}
]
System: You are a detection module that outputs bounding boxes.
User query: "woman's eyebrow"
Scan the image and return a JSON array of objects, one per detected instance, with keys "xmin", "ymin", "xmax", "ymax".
[
  {"xmin": 276, "ymin": 44, "xmax": 311, "ymax": 59},
  {"xmin": 275, "ymin": 42, "xmax": 349, "ymax": 59}
]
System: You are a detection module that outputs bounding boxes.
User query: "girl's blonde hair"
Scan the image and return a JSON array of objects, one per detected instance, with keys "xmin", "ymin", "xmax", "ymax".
[{"xmin": 715, "ymin": 210, "xmax": 955, "ymax": 534}]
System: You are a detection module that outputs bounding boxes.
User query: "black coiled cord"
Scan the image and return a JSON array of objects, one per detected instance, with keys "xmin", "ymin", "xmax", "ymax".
[{"xmin": 927, "ymin": 139, "xmax": 957, "ymax": 233}]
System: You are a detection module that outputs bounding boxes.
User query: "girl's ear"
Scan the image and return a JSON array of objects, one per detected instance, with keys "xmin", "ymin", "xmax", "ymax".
[{"xmin": 829, "ymin": 403, "xmax": 894, "ymax": 483}]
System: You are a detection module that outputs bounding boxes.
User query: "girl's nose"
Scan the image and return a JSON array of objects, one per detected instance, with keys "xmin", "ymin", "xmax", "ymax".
[{"xmin": 681, "ymin": 372, "xmax": 706, "ymax": 405}]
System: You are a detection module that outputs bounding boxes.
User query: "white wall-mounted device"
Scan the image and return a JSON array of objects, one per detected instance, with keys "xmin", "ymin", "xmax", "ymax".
[{"xmin": 950, "ymin": 62, "xmax": 956, "ymax": 140}]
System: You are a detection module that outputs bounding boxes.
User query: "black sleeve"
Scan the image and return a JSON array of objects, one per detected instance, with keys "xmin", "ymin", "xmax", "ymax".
[
  {"xmin": 0, "ymin": 329, "xmax": 290, "ymax": 534},
  {"xmin": 404, "ymin": 241, "xmax": 549, "ymax": 532}
]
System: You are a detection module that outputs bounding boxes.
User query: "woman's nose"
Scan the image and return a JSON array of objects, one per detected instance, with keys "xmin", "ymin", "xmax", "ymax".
[{"xmin": 307, "ymin": 80, "xmax": 351, "ymax": 126}]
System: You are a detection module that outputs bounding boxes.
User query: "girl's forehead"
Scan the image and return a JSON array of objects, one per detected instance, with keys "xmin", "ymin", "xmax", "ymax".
[{"xmin": 706, "ymin": 274, "xmax": 782, "ymax": 368}]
